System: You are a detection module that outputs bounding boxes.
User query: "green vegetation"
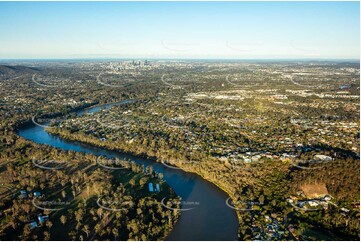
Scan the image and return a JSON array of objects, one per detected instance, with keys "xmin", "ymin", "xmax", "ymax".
[
  {"xmin": 0, "ymin": 140, "xmax": 180, "ymax": 240},
  {"xmin": 0, "ymin": 60, "xmax": 359, "ymax": 240}
]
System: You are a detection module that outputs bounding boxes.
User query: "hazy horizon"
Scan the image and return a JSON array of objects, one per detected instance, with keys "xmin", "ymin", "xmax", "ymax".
[{"xmin": 0, "ymin": 1, "xmax": 359, "ymax": 59}]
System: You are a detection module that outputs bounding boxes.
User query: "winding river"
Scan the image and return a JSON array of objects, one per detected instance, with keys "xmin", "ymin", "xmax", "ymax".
[{"xmin": 18, "ymin": 100, "xmax": 239, "ymax": 241}]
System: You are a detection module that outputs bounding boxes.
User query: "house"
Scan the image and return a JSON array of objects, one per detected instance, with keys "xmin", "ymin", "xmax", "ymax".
[
  {"xmin": 308, "ymin": 201, "xmax": 319, "ymax": 207},
  {"xmin": 37, "ymin": 214, "xmax": 49, "ymax": 223},
  {"xmin": 340, "ymin": 84, "xmax": 351, "ymax": 90},
  {"xmin": 148, "ymin": 183, "xmax": 154, "ymax": 192},
  {"xmin": 314, "ymin": 155, "xmax": 332, "ymax": 162},
  {"xmin": 19, "ymin": 190, "xmax": 27, "ymax": 199},
  {"xmin": 265, "ymin": 215, "xmax": 272, "ymax": 222},
  {"xmin": 33, "ymin": 191, "xmax": 41, "ymax": 197},
  {"xmin": 323, "ymin": 194, "xmax": 333, "ymax": 201},
  {"xmin": 252, "ymin": 155, "xmax": 261, "ymax": 162},
  {"xmin": 340, "ymin": 208, "xmax": 350, "ymax": 213},
  {"xmin": 29, "ymin": 221, "xmax": 38, "ymax": 229},
  {"xmin": 297, "ymin": 201, "xmax": 305, "ymax": 207},
  {"xmin": 38, "ymin": 215, "xmax": 44, "ymax": 223},
  {"xmin": 266, "ymin": 224, "xmax": 276, "ymax": 233},
  {"xmin": 244, "ymin": 158, "xmax": 251, "ymax": 163}
]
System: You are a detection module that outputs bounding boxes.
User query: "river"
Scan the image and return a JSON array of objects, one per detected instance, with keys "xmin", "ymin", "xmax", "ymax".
[{"xmin": 18, "ymin": 100, "xmax": 239, "ymax": 241}]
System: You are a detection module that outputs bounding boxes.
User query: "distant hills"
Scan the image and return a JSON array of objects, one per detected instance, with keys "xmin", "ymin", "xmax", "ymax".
[{"xmin": 0, "ymin": 65, "xmax": 39, "ymax": 78}]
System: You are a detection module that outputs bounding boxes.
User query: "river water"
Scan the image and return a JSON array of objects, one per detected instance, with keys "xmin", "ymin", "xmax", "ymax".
[{"xmin": 18, "ymin": 101, "xmax": 239, "ymax": 241}]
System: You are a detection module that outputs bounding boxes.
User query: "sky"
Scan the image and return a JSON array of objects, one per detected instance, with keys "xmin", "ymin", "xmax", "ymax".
[{"xmin": 0, "ymin": 1, "xmax": 359, "ymax": 59}]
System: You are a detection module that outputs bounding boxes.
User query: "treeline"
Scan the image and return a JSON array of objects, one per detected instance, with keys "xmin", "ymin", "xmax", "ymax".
[
  {"xmin": 0, "ymin": 131, "xmax": 180, "ymax": 240},
  {"xmin": 47, "ymin": 95, "xmax": 360, "ymax": 240}
]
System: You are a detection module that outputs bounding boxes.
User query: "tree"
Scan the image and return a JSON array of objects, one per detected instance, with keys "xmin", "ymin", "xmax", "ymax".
[
  {"xmin": 129, "ymin": 179, "xmax": 135, "ymax": 187},
  {"xmin": 139, "ymin": 177, "xmax": 148, "ymax": 187},
  {"xmin": 94, "ymin": 224, "xmax": 102, "ymax": 236},
  {"xmin": 82, "ymin": 225, "xmax": 90, "ymax": 238},
  {"xmin": 22, "ymin": 224, "xmax": 31, "ymax": 240},
  {"xmin": 259, "ymin": 195, "xmax": 265, "ymax": 205},
  {"xmin": 75, "ymin": 208, "xmax": 84, "ymax": 223},
  {"xmin": 43, "ymin": 231, "xmax": 51, "ymax": 240},
  {"xmin": 97, "ymin": 208, "xmax": 103, "ymax": 219},
  {"xmin": 68, "ymin": 231, "xmax": 77, "ymax": 240},
  {"xmin": 112, "ymin": 228, "xmax": 119, "ymax": 240},
  {"xmin": 45, "ymin": 221, "xmax": 53, "ymax": 231},
  {"xmin": 60, "ymin": 215, "xmax": 67, "ymax": 225}
]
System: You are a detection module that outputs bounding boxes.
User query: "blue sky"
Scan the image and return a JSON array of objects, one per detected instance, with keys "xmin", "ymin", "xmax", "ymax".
[{"xmin": 0, "ymin": 1, "xmax": 359, "ymax": 59}]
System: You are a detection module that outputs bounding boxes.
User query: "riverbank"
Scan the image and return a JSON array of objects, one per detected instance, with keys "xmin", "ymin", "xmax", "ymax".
[
  {"xmin": 46, "ymin": 125, "xmax": 241, "ymax": 238},
  {"xmin": 17, "ymin": 101, "xmax": 240, "ymax": 240}
]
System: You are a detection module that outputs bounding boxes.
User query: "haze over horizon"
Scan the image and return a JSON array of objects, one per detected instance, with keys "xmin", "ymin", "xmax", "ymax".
[{"xmin": 0, "ymin": 1, "xmax": 359, "ymax": 60}]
